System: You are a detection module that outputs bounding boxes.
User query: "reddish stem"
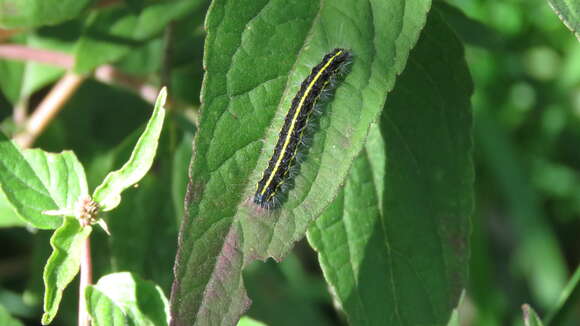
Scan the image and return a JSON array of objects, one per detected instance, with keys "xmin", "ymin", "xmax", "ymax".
[
  {"xmin": 78, "ymin": 235, "xmax": 92, "ymax": 326},
  {"xmin": 0, "ymin": 44, "xmax": 73, "ymax": 69},
  {"xmin": 14, "ymin": 73, "xmax": 85, "ymax": 148}
]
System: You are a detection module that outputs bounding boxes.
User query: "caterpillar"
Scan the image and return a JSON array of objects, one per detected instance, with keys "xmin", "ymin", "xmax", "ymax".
[{"xmin": 254, "ymin": 48, "xmax": 352, "ymax": 209}]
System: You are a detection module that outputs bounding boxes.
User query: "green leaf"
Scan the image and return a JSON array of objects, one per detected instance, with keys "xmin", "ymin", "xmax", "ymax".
[
  {"xmin": 0, "ymin": 189, "xmax": 27, "ymax": 228},
  {"xmin": 446, "ymin": 292, "xmax": 464, "ymax": 326},
  {"xmin": 0, "ymin": 0, "xmax": 93, "ymax": 28},
  {"xmin": 306, "ymin": 9, "xmax": 473, "ymax": 326},
  {"xmin": 85, "ymin": 272, "xmax": 169, "ymax": 326},
  {"xmin": 237, "ymin": 317, "xmax": 267, "ymax": 326},
  {"xmin": 435, "ymin": 2, "xmax": 502, "ymax": 49},
  {"xmin": 85, "ymin": 286, "xmax": 127, "ymax": 326},
  {"xmin": 172, "ymin": 131, "xmax": 194, "ymax": 220},
  {"xmin": 544, "ymin": 265, "xmax": 580, "ymax": 325},
  {"xmin": 93, "ymin": 87, "xmax": 167, "ymax": 211},
  {"xmin": 0, "ymin": 132, "xmax": 88, "ymax": 229},
  {"xmin": 74, "ymin": 0, "xmax": 206, "ymax": 73},
  {"xmin": 0, "ymin": 304, "xmax": 24, "ymax": 326},
  {"xmin": 546, "ymin": 0, "xmax": 580, "ymax": 41},
  {"xmin": 523, "ymin": 304, "xmax": 545, "ymax": 326},
  {"xmin": 170, "ymin": 0, "xmax": 432, "ymax": 324},
  {"xmin": 42, "ymin": 217, "xmax": 92, "ymax": 325}
]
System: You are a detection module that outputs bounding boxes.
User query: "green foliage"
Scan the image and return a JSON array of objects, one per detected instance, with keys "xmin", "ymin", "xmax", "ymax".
[
  {"xmin": 0, "ymin": 304, "xmax": 24, "ymax": 326},
  {"xmin": 0, "ymin": 0, "xmax": 93, "ymax": 28},
  {"xmin": 170, "ymin": 0, "xmax": 433, "ymax": 324},
  {"xmin": 42, "ymin": 217, "xmax": 92, "ymax": 325},
  {"xmin": 523, "ymin": 305, "xmax": 545, "ymax": 326},
  {"xmin": 93, "ymin": 87, "xmax": 166, "ymax": 211},
  {"xmin": 74, "ymin": 0, "xmax": 205, "ymax": 73},
  {"xmin": 0, "ymin": 134, "xmax": 88, "ymax": 229},
  {"xmin": 86, "ymin": 272, "xmax": 169, "ymax": 326},
  {"xmin": 546, "ymin": 0, "xmax": 580, "ymax": 40},
  {"xmin": 0, "ymin": 190, "xmax": 26, "ymax": 227},
  {"xmin": 545, "ymin": 266, "xmax": 580, "ymax": 325},
  {"xmin": 307, "ymin": 10, "xmax": 473, "ymax": 325},
  {"xmin": 0, "ymin": 0, "xmax": 579, "ymax": 326},
  {"xmin": 237, "ymin": 317, "xmax": 267, "ymax": 326}
]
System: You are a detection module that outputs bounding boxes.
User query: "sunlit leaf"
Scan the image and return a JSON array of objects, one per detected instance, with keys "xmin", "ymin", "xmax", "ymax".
[
  {"xmin": 42, "ymin": 217, "xmax": 92, "ymax": 325},
  {"xmin": 86, "ymin": 272, "xmax": 169, "ymax": 326},
  {"xmin": 0, "ymin": 132, "xmax": 88, "ymax": 229},
  {"xmin": 93, "ymin": 87, "xmax": 166, "ymax": 211},
  {"xmin": 170, "ymin": 0, "xmax": 432, "ymax": 324}
]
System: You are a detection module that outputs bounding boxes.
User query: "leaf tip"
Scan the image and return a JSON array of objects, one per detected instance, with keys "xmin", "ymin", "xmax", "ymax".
[
  {"xmin": 157, "ymin": 87, "xmax": 168, "ymax": 108},
  {"xmin": 41, "ymin": 312, "xmax": 52, "ymax": 325}
]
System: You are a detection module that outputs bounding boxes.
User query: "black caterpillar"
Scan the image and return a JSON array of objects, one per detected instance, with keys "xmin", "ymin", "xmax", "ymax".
[{"xmin": 254, "ymin": 48, "xmax": 352, "ymax": 209}]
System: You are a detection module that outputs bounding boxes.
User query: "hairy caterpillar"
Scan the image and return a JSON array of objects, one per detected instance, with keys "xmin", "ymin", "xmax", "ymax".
[{"xmin": 254, "ymin": 48, "xmax": 352, "ymax": 209}]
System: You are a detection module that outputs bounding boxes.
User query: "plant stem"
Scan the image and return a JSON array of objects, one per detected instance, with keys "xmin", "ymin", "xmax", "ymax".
[
  {"xmin": 78, "ymin": 235, "xmax": 92, "ymax": 326},
  {"xmin": 14, "ymin": 73, "xmax": 85, "ymax": 148},
  {"xmin": 0, "ymin": 44, "xmax": 73, "ymax": 68}
]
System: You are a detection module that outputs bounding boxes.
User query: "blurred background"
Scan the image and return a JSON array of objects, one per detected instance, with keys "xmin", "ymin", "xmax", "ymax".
[{"xmin": 0, "ymin": 0, "xmax": 579, "ymax": 325}]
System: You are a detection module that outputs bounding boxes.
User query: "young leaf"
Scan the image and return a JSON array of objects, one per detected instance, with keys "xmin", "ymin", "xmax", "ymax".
[
  {"xmin": 546, "ymin": 0, "xmax": 580, "ymax": 41},
  {"xmin": 0, "ymin": 304, "xmax": 24, "ymax": 326},
  {"xmin": 0, "ymin": 0, "xmax": 93, "ymax": 28},
  {"xmin": 85, "ymin": 272, "xmax": 169, "ymax": 326},
  {"xmin": 523, "ymin": 304, "xmax": 545, "ymax": 326},
  {"xmin": 92, "ymin": 87, "xmax": 167, "ymax": 211},
  {"xmin": 85, "ymin": 286, "xmax": 128, "ymax": 326},
  {"xmin": 0, "ymin": 132, "xmax": 89, "ymax": 229},
  {"xmin": 170, "ymin": 0, "xmax": 432, "ymax": 324},
  {"xmin": 42, "ymin": 217, "xmax": 92, "ymax": 325}
]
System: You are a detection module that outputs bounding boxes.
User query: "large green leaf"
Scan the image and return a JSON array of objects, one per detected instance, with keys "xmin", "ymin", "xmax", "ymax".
[
  {"xmin": 92, "ymin": 87, "xmax": 166, "ymax": 211},
  {"xmin": 546, "ymin": 0, "xmax": 580, "ymax": 41},
  {"xmin": 0, "ymin": 189, "xmax": 26, "ymax": 227},
  {"xmin": 74, "ymin": 0, "xmax": 206, "ymax": 73},
  {"xmin": 42, "ymin": 217, "xmax": 92, "ymax": 325},
  {"xmin": 0, "ymin": 132, "xmax": 88, "ymax": 229},
  {"xmin": 0, "ymin": 0, "xmax": 93, "ymax": 28},
  {"xmin": 307, "ymin": 10, "xmax": 473, "ymax": 325},
  {"xmin": 170, "ymin": 0, "xmax": 432, "ymax": 325},
  {"xmin": 85, "ymin": 272, "xmax": 169, "ymax": 326}
]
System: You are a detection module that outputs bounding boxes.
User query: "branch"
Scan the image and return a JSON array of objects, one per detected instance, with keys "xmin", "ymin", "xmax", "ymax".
[
  {"xmin": 78, "ymin": 235, "xmax": 92, "ymax": 326},
  {"xmin": 14, "ymin": 73, "xmax": 85, "ymax": 148},
  {"xmin": 94, "ymin": 65, "xmax": 159, "ymax": 103},
  {"xmin": 0, "ymin": 44, "xmax": 73, "ymax": 69}
]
